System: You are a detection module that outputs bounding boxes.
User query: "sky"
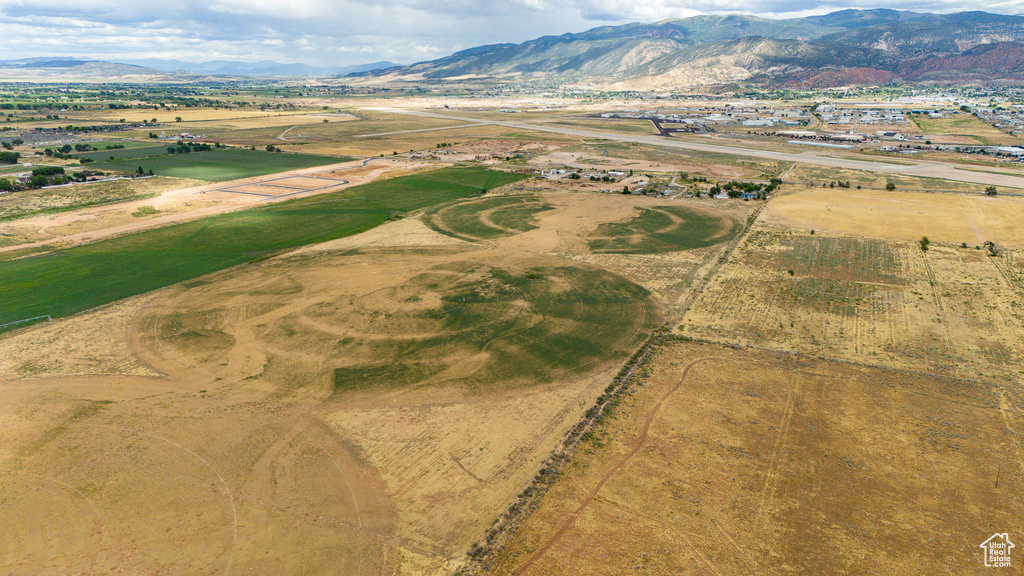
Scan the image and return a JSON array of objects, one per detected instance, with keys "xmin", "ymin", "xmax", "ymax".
[{"xmin": 2, "ymin": 0, "xmax": 1024, "ymax": 66}]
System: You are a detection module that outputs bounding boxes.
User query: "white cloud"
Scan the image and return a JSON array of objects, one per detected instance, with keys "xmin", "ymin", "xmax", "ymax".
[{"xmin": 1, "ymin": 0, "xmax": 1024, "ymax": 66}]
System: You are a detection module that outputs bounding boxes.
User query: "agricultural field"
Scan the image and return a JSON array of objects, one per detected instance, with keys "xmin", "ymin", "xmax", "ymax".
[
  {"xmin": 424, "ymin": 195, "xmax": 554, "ymax": 242},
  {"xmin": 490, "ymin": 341, "xmax": 1023, "ymax": 576},
  {"xmin": 5, "ymin": 87, "xmax": 1024, "ymax": 576},
  {"xmin": 83, "ymin": 148, "xmax": 349, "ymax": 182},
  {"xmin": 0, "ymin": 195, "xmax": 687, "ymax": 576},
  {"xmin": 0, "ymin": 166, "xmax": 529, "ymax": 328},
  {"xmin": 587, "ymin": 204, "xmax": 741, "ymax": 254}
]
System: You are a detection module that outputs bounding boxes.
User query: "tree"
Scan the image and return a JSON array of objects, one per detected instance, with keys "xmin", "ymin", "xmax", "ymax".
[
  {"xmin": 985, "ymin": 186, "xmax": 997, "ymax": 196},
  {"xmin": 0, "ymin": 178, "xmax": 12, "ymax": 191},
  {"xmin": 919, "ymin": 236, "xmax": 930, "ymax": 251},
  {"xmin": 175, "ymin": 116, "xmax": 182, "ymax": 122},
  {"xmin": 885, "ymin": 182, "xmax": 896, "ymax": 191},
  {"xmin": 621, "ymin": 185, "xmax": 630, "ymax": 194}
]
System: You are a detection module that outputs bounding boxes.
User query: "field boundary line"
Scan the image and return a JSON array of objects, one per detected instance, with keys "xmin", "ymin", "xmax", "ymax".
[
  {"xmin": 454, "ymin": 326, "xmax": 671, "ymax": 575},
  {"xmin": 0, "ymin": 314, "xmax": 52, "ymax": 330}
]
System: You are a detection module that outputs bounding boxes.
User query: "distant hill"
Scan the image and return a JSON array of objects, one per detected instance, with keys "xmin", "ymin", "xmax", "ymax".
[
  {"xmin": 0, "ymin": 57, "xmax": 399, "ymax": 80},
  {"xmin": 0, "ymin": 58, "xmax": 191, "ymax": 81},
  {"xmin": 357, "ymin": 9, "xmax": 1024, "ymax": 88},
  {"xmin": 115, "ymin": 59, "xmax": 400, "ymax": 77}
]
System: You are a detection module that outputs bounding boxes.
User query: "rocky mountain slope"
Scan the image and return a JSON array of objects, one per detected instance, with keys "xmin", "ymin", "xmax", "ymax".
[{"xmin": 359, "ymin": 9, "xmax": 1024, "ymax": 88}]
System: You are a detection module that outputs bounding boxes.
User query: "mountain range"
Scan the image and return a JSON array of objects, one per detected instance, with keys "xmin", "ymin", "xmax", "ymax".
[
  {"xmin": 6, "ymin": 10, "xmax": 1024, "ymax": 88},
  {"xmin": 0, "ymin": 57, "xmax": 397, "ymax": 79},
  {"xmin": 358, "ymin": 9, "xmax": 1024, "ymax": 88}
]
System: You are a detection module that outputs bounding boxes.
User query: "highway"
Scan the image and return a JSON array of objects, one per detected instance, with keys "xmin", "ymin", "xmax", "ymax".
[{"xmin": 373, "ymin": 107, "xmax": 1024, "ymax": 190}]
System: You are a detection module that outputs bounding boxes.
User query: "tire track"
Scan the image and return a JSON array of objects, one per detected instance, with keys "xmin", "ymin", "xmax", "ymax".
[
  {"xmin": 511, "ymin": 356, "xmax": 719, "ymax": 575},
  {"xmin": 755, "ymin": 376, "xmax": 797, "ymax": 529}
]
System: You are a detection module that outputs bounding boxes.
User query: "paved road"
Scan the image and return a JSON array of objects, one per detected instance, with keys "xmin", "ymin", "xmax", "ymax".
[{"xmin": 373, "ymin": 107, "xmax": 1024, "ymax": 190}]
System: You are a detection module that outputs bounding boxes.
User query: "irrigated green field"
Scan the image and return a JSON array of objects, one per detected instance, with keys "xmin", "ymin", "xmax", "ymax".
[
  {"xmin": 0, "ymin": 166, "xmax": 529, "ymax": 328},
  {"xmin": 588, "ymin": 205, "xmax": 741, "ymax": 254},
  {"xmin": 79, "ymin": 148, "xmax": 349, "ymax": 181},
  {"xmin": 425, "ymin": 194, "xmax": 553, "ymax": 241}
]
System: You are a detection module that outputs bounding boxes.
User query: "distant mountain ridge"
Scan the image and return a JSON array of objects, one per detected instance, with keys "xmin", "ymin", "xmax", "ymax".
[
  {"xmin": 116, "ymin": 59, "xmax": 399, "ymax": 77},
  {"xmin": 0, "ymin": 57, "xmax": 399, "ymax": 79},
  {"xmin": 0, "ymin": 58, "xmax": 187, "ymax": 80},
  {"xmin": 357, "ymin": 9, "xmax": 1024, "ymax": 88}
]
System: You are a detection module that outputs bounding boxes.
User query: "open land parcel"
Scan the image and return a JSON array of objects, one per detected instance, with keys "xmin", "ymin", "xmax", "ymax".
[{"xmin": 1, "ymin": 91, "xmax": 1023, "ymax": 576}]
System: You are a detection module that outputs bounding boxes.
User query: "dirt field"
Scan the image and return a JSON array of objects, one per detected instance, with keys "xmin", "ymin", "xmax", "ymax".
[{"xmin": 491, "ymin": 341, "xmax": 1023, "ymax": 576}]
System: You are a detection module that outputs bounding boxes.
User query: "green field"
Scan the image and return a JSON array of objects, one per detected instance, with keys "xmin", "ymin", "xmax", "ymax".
[
  {"xmin": 425, "ymin": 194, "xmax": 552, "ymax": 241},
  {"xmin": 328, "ymin": 263, "xmax": 660, "ymax": 392},
  {"xmin": 588, "ymin": 205, "xmax": 740, "ymax": 254},
  {"xmin": 76, "ymin": 145, "xmax": 171, "ymax": 161},
  {"xmin": 0, "ymin": 166, "xmax": 529, "ymax": 328},
  {"xmin": 78, "ymin": 148, "xmax": 349, "ymax": 182}
]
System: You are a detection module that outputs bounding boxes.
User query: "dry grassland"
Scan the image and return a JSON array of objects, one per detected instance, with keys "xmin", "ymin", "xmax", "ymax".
[
  {"xmin": 0, "ymin": 176, "xmax": 203, "ymax": 222},
  {"xmin": 491, "ymin": 341, "xmax": 1023, "ymax": 576},
  {"xmin": 910, "ymin": 113, "xmax": 1022, "ymax": 146},
  {"xmin": 786, "ymin": 164, "xmax": 1008, "ymax": 194},
  {"xmin": 85, "ymin": 108, "xmax": 311, "ymax": 124},
  {"xmin": 769, "ymin": 185, "xmax": 1024, "ymax": 246},
  {"xmin": 679, "ymin": 217, "xmax": 1024, "ymax": 387}
]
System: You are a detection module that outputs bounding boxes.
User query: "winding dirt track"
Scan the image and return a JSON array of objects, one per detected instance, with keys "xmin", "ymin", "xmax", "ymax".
[{"xmin": 512, "ymin": 356, "xmax": 719, "ymax": 576}]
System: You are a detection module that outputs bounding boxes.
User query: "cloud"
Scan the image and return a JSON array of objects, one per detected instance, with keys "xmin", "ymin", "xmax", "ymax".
[{"xmin": 1, "ymin": 0, "xmax": 1023, "ymax": 66}]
